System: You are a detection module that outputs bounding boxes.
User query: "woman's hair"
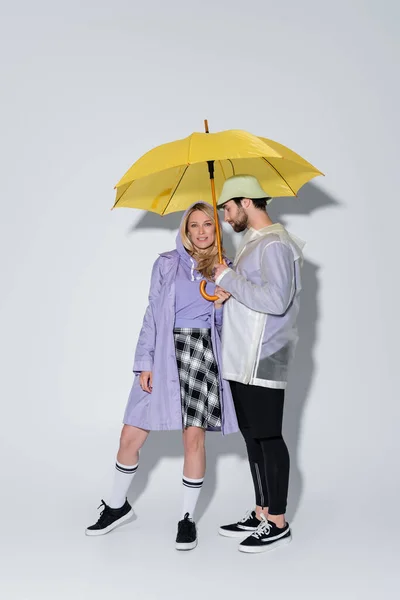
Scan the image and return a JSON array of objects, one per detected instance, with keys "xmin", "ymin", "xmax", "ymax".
[{"xmin": 180, "ymin": 202, "xmax": 224, "ymax": 280}]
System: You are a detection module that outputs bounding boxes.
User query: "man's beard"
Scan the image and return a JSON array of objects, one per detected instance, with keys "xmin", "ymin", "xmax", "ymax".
[{"xmin": 231, "ymin": 208, "xmax": 248, "ymax": 232}]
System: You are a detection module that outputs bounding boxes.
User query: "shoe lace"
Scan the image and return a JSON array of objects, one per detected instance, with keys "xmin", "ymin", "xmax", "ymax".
[
  {"xmin": 94, "ymin": 500, "xmax": 108, "ymax": 524},
  {"xmin": 179, "ymin": 513, "xmax": 194, "ymax": 531},
  {"xmin": 252, "ymin": 513, "xmax": 272, "ymax": 539},
  {"xmin": 239, "ymin": 509, "xmax": 254, "ymax": 523}
]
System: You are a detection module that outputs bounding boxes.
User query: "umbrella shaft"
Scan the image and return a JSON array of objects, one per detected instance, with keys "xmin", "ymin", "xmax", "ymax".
[
  {"xmin": 204, "ymin": 121, "xmax": 222, "ymax": 264},
  {"xmin": 209, "ymin": 176, "xmax": 223, "ymax": 263}
]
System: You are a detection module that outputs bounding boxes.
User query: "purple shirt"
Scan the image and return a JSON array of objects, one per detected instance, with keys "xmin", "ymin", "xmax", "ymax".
[{"xmin": 174, "ymin": 260, "xmax": 222, "ymax": 328}]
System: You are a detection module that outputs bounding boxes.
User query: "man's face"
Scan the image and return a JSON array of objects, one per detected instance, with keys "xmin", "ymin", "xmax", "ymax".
[{"xmin": 223, "ymin": 200, "xmax": 248, "ymax": 232}]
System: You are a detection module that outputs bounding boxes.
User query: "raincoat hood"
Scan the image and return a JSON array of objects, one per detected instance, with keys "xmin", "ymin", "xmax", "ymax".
[{"xmin": 235, "ymin": 223, "xmax": 305, "ymax": 267}]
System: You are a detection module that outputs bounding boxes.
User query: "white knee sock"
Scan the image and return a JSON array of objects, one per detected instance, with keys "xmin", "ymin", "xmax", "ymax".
[
  {"xmin": 182, "ymin": 476, "xmax": 204, "ymax": 519},
  {"xmin": 108, "ymin": 461, "xmax": 138, "ymax": 509}
]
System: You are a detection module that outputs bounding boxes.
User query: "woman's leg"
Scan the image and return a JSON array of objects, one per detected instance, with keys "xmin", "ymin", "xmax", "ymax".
[
  {"xmin": 86, "ymin": 425, "xmax": 150, "ymax": 535},
  {"xmin": 181, "ymin": 426, "xmax": 206, "ymax": 519},
  {"xmin": 108, "ymin": 425, "xmax": 149, "ymax": 508},
  {"xmin": 117, "ymin": 424, "xmax": 149, "ymax": 465}
]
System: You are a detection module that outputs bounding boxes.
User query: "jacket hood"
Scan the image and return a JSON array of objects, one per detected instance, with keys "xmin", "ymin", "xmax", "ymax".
[{"xmin": 239, "ymin": 223, "xmax": 305, "ymax": 264}]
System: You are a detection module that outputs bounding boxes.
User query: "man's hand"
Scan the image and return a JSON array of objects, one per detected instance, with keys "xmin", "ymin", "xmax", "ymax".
[
  {"xmin": 213, "ymin": 262, "xmax": 230, "ymax": 282},
  {"xmin": 214, "ymin": 286, "xmax": 231, "ymax": 308}
]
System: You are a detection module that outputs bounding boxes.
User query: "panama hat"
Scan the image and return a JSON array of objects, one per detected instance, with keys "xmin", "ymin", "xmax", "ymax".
[{"xmin": 217, "ymin": 175, "xmax": 272, "ymax": 208}]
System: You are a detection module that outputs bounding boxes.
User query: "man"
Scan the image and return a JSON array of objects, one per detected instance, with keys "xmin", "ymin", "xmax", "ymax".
[{"xmin": 213, "ymin": 174, "xmax": 305, "ymax": 554}]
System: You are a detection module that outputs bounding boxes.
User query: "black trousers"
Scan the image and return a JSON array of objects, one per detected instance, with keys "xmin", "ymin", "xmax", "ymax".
[{"xmin": 230, "ymin": 381, "xmax": 290, "ymax": 515}]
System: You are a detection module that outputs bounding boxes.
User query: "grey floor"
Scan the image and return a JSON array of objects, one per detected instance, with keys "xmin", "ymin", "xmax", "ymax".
[{"xmin": 2, "ymin": 423, "xmax": 398, "ymax": 600}]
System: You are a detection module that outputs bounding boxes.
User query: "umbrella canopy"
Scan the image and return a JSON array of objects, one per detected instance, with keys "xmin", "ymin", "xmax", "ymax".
[
  {"xmin": 113, "ymin": 129, "xmax": 323, "ymax": 215},
  {"xmin": 113, "ymin": 124, "xmax": 323, "ymax": 301}
]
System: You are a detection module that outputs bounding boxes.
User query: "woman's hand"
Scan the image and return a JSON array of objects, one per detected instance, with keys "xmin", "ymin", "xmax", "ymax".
[
  {"xmin": 139, "ymin": 371, "xmax": 153, "ymax": 393},
  {"xmin": 214, "ymin": 286, "xmax": 231, "ymax": 308}
]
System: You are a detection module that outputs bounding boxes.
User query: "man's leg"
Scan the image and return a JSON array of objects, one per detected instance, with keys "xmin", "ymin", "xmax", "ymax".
[
  {"xmin": 256, "ymin": 388, "xmax": 289, "ymax": 528},
  {"xmin": 219, "ymin": 382, "xmax": 269, "ymax": 537},
  {"xmin": 231, "ymin": 382, "xmax": 269, "ymax": 517},
  {"xmin": 258, "ymin": 435, "xmax": 289, "ymax": 527},
  {"xmin": 240, "ymin": 427, "xmax": 269, "ymax": 518},
  {"xmin": 236, "ymin": 387, "xmax": 292, "ymax": 553}
]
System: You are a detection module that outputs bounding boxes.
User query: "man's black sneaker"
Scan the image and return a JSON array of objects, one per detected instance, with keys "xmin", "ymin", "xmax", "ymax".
[
  {"xmin": 219, "ymin": 510, "xmax": 260, "ymax": 538},
  {"xmin": 238, "ymin": 514, "xmax": 291, "ymax": 553},
  {"xmin": 85, "ymin": 499, "xmax": 133, "ymax": 536},
  {"xmin": 175, "ymin": 513, "xmax": 197, "ymax": 550}
]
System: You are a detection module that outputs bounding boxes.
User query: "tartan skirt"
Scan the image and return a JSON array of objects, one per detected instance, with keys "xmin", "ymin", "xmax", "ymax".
[{"xmin": 173, "ymin": 328, "xmax": 222, "ymax": 429}]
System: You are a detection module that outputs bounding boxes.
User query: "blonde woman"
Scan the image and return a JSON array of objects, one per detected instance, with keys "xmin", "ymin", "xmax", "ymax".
[{"xmin": 86, "ymin": 202, "xmax": 238, "ymax": 550}]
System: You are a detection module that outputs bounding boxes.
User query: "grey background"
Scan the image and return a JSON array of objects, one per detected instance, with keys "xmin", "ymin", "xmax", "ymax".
[{"xmin": 0, "ymin": 1, "xmax": 399, "ymax": 598}]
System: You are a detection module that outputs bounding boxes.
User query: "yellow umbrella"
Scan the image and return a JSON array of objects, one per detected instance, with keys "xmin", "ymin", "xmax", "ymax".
[{"xmin": 113, "ymin": 121, "xmax": 323, "ymax": 300}]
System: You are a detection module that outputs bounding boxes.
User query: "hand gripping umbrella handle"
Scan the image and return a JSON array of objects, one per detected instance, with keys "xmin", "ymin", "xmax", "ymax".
[{"xmin": 199, "ymin": 280, "xmax": 219, "ymax": 302}]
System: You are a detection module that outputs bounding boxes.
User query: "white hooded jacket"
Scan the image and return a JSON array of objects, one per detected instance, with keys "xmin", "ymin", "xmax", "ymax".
[{"xmin": 215, "ymin": 223, "xmax": 305, "ymax": 389}]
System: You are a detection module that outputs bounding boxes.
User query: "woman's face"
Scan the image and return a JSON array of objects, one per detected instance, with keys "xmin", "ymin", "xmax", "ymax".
[{"xmin": 187, "ymin": 209, "xmax": 216, "ymax": 251}]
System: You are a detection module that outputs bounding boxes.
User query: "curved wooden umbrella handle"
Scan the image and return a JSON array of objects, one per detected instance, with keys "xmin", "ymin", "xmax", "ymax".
[{"xmin": 199, "ymin": 280, "xmax": 219, "ymax": 302}]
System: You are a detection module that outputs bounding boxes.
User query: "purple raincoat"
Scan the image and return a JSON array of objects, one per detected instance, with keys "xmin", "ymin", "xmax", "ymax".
[{"xmin": 123, "ymin": 203, "xmax": 239, "ymax": 435}]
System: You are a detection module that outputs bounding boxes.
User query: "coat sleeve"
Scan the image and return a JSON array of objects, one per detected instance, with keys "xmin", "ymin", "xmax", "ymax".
[
  {"xmin": 213, "ymin": 253, "xmax": 231, "ymax": 336},
  {"xmin": 133, "ymin": 257, "xmax": 163, "ymax": 374},
  {"xmin": 214, "ymin": 305, "xmax": 223, "ymax": 337},
  {"xmin": 215, "ymin": 242, "xmax": 295, "ymax": 315}
]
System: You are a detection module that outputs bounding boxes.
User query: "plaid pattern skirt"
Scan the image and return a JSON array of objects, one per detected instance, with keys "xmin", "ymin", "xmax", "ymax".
[{"xmin": 173, "ymin": 328, "xmax": 222, "ymax": 429}]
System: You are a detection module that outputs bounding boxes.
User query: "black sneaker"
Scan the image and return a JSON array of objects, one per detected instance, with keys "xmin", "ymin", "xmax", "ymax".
[
  {"xmin": 175, "ymin": 513, "xmax": 197, "ymax": 550},
  {"xmin": 219, "ymin": 510, "xmax": 260, "ymax": 538},
  {"xmin": 238, "ymin": 514, "xmax": 291, "ymax": 553},
  {"xmin": 85, "ymin": 499, "xmax": 133, "ymax": 536}
]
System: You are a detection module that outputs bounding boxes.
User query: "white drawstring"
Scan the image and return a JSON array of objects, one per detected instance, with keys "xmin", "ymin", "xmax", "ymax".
[{"xmin": 190, "ymin": 257, "xmax": 202, "ymax": 281}]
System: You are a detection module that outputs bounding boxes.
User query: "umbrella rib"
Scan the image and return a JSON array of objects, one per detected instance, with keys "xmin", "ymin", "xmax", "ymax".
[
  {"xmin": 161, "ymin": 165, "xmax": 189, "ymax": 215},
  {"xmin": 261, "ymin": 157, "xmax": 297, "ymax": 196},
  {"xmin": 114, "ymin": 154, "xmax": 299, "ymax": 212},
  {"xmin": 227, "ymin": 159, "xmax": 235, "ymax": 176},
  {"xmin": 113, "ymin": 185, "xmax": 129, "ymax": 209}
]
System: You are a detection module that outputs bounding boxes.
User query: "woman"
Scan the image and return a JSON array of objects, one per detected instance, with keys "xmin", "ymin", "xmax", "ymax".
[{"xmin": 86, "ymin": 202, "xmax": 238, "ymax": 550}]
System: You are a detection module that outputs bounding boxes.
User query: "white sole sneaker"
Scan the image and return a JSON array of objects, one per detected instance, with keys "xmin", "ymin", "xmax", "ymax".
[
  {"xmin": 175, "ymin": 539, "xmax": 198, "ymax": 551},
  {"xmin": 85, "ymin": 508, "xmax": 134, "ymax": 536},
  {"xmin": 239, "ymin": 533, "xmax": 292, "ymax": 553},
  {"xmin": 219, "ymin": 527, "xmax": 257, "ymax": 538}
]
